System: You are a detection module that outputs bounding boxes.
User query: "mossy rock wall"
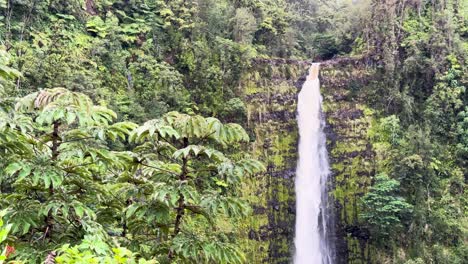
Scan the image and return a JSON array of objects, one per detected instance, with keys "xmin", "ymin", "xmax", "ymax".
[
  {"xmin": 239, "ymin": 60, "xmax": 309, "ymax": 264},
  {"xmin": 321, "ymin": 60, "xmax": 376, "ymax": 264},
  {"xmin": 239, "ymin": 58, "xmax": 376, "ymax": 264}
]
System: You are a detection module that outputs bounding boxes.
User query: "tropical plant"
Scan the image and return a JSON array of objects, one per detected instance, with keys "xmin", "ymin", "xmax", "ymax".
[
  {"xmin": 361, "ymin": 173, "xmax": 412, "ymax": 242},
  {"xmin": 0, "ymin": 88, "xmax": 137, "ymax": 261},
  {"xmin": 55, "ymin": 236, "xmax": 157, "ymax": 264},
  {"xmin": 1, "ymin": 88, "xmax": 265, "ymax": 263},
  {"xmin": 0, "ymin": 210, "xmax": 13, "ymax": 264},
  {"xmin": 0, "ymin": 48, "xmax": 21, "ymax": 98},
  {"xmin": 116, "ymin": 111, "xmax": 266, "ymax": 263}
]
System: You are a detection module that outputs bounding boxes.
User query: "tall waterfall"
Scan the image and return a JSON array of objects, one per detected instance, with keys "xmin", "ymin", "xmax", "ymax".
[{"xmin": 294, "ymin": 63, "xmax": 334, "ymax": 264}]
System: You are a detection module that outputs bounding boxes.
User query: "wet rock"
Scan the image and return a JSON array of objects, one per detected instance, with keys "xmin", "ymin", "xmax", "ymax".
[
  {"xmin": 321, "ymin": 60, "xmax": 374, "ymax": 263},
  {"xmin": 269, "ymin": 168, "xmax": 295, "ymax": 179},
  {"xmin": 344, "ymin": 225, "xmax": 370, "ymax": 241},
  {"xmin": 253, "ymin": 206, "xmax": 267, "ymax": 215},
  {"xmin": 336, "ymin": 108, "xmax": 364, "ymax": 120},
  {"xmin": 249, "ymin": 229, "xmax": 260, "ymax": 240}
]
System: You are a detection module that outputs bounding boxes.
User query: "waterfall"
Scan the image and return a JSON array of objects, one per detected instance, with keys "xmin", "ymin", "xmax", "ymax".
[{"xmin": 294, "ymin": 63, "xmax": 334, "ymax": 264}]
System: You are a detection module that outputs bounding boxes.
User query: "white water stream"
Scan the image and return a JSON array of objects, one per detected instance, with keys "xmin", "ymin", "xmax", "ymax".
[{"xmin": 294, "ymin": 63, "xmax": 333, "ymax": 264}]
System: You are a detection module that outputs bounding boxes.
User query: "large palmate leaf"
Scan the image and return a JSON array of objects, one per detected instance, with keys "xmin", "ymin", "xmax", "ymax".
[
  {"xmin": 148, "ymin": 182, "xmax": 180, "ymax": 207},
  {"xmin": 139, "ymin": 160, "xmax": 181, "ymax": 181},
  {"xmin": 175, "ymin": 114, "xmax": 207, "ymax": 139},
  {"xmin": 171, "ymin": 233, "xmax": 246, "ymax": 264},
  {"xmin": 129, "ymin": 119, "xmax": 180, "ymax": 143},
  {"xmin": 235, "ymin": 159, "xmax": 266, "ymax": 175},
  {"xmin": 104, "ymin": 122, "xmax": 139, "ymax": 141},
  {"xmin": 5, "ymin": 161, "xmax": 64, "ymax": 189},
  {"xmin": 14, "ymin": 88, "xmax": 89, "ymax": 111},
  {"xmin": 220, "ymin": 123, "xmax": 250, "ymax": 143},
  {"xmin": 216, "ymin": 159, "xmax": 266, "ymax": 184},
  {"xmin": 172, "ymin": 145, "xmax": 226, "ymax": 161},
  {"xmin": 2, "ymin": 197, "xmax": 42, "ymax": 236},
  {"xmin": 0, "ymin": 129, "xmax": 32, "ymax": 155},
  {"xmin": 133, "ymin": 112, "xmax": 250, "ymax": 149},
  {"xmin": 206, "ymin": 118, "xmax": 250, "ymax": 144},
  {"xmin": 163, "ymin": 112, "xmax": 211, "ymax": 139},
  {"xmin": 200, "ymin": 193, "xmax": 251, "ymax": 218},
  {"xmin": 0, "ymin": 111, "xmax": 33, "ymax": 133},
  {"xmin": 16, "ymin": 88, "xmax": 118, "ymax": 127}
]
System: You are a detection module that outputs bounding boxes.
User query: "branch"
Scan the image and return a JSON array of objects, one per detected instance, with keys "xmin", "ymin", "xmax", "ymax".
[
  {"xmin": 61, "ymin": 162, "xmax": 94, "ymax": 171},
  {"xmin": 139, "ymin": 162, "xmax": 179, "ymax": 176},
  {"xmin": 61, "ymin": 136, "xmax": 95, "ymax": 144},
  {"xmin": 187, "ymin": 168, "xmax": 217, "ymax": 175},
  {"xmin": 193, "ymin": 131, "xmax": 216, "ymax": 145}
]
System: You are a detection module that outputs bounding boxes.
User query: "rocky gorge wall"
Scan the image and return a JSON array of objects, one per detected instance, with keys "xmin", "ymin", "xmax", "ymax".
[
  {"xmin": 321, "ymin": 59, "xmax": 376, "ymax": 264},
  {"xmin": 239, "ymin": 60, "xmax": 307, "ymax": 264},
  {"xmin": 238, "ymin": 58, "xmax": 376, "ymax": 264}
]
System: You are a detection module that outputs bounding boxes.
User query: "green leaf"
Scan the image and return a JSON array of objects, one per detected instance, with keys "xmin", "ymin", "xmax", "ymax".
[
  {"xmin": 74, "ymin": 205, "xmax": 84, "ymax": 219},
  {"xmin": 4, "ymin": 162, "xmax": 22, "ymax": 176},
  {"xmin": 0, "ymin": 223, "xmax": 11, "ymax": 243},
  {"xmin": 126, "ymin": 204, "xmax": 140, "ymax": 219},
  {"xmin": 17, "ymin": 165, "xmax": 32, "ymax": 180}
]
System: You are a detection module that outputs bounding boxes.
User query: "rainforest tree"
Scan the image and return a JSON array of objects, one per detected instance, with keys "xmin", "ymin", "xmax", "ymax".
[
  {"xmin": 0, "ymin": 88, "xmax": 264, "ymax": 263},
  {"xmin": 0, "ymin": 0, "xmax": 466, "ymax": 263}
]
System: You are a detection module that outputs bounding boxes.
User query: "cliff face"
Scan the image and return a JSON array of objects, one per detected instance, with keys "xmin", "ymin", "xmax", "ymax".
[
  {"xmin": 240, "ymin": 59, "xmax": 376, "ymax": 264},
  {"xmin": 240, "ymin": 61, "xmax": 308, "ymax": 263},
  {"xmin": 321, "ymin": 60, "xmax": 375, "ymax": 264}
]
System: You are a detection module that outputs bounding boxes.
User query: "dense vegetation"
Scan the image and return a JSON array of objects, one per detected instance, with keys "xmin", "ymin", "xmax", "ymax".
[
  {"xmin": 360, "ymin": 1, "xmax": 467, "ymax": 262},
  {"xmin": 0, "ymin": 0, "xmax": 466, "ymax": 263},
  {"xmin": 1, "ymin": 87, "xmax": 265, "ymax": 263}
]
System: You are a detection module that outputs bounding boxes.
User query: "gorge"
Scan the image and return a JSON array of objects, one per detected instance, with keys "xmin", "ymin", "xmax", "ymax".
[{"xmin": 0, "ymin": 1, "xmax": 465, "ymax": 263}]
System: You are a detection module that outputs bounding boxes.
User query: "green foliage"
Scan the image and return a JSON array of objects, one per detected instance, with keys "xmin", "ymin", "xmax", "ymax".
[
  {"xmin": 0, "ymin": 0, "xmax": 368, "ymax": 123},
  {"xmin": 0, "ymin": 88, "xmax": 137, "ymax": 261},
  {"xmin": 170, "ymin": 233, "xmax": 245, "ymax": 264},
  {"xmin": 0, "ymin": 210, "xmax": 13, "ymax": 263},
  {"xmin": 361, "ymin": 174, "xmax": 412, "ymax": 242},
  {"xmin": 456, "ymin": 106, "xmax": 468, "ymax": 157},
  {"xmin": 0, "ymin": 48, "xmax": 21, "ymax": 98},
  {"xmin": 0, "ymin": 87, "xmax": 264, "ymax": 263},
  {"xmin": 369, "ymin": 115, "xmax": 402, "ymax": 146},
  {"xmin": 424, "ymin": 55, "xmax": 466, "ymax": 139},
  {"xmin": 358, "ymin": 1, "xmax": 468, "ymax": 261},
  {"xmin": 232, "ymin": 8, "xmax": 257, "ymax": 44},
  {"xmin": 0, "ymin": 0, "xmax": 466, "ymax": 263},
  {"xmin": 119, "ymin": 111, "xmax": 265, "ymax": 262},
  {"xmin": 55, "ymin": 237, "xmax": 157, "ymax": 264},
  {"xmin": 404, "ymin": 258, "xmax": 425, "ymax": 264}
]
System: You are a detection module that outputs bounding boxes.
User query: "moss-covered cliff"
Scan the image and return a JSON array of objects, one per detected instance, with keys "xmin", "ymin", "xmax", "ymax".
[
  {"xmin": 238, "ymin": 60, "xmax": 308, "ymax": 263},
  {"xmin": 321, "ymin": 59, "xmax": 375, "ymax": 264},
  {"xmin": 240, "ymin": 58, "xmax": 377, "ymax": 264}
]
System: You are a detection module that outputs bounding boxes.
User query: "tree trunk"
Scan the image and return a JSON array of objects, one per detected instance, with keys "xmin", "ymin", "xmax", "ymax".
[
  {"xmin": 45, "ymin": 121, "xmax": 60, "ymax": 238},
  {"xmin": 168, "ymin": 137, "xmax": 189, "ymax": 261},
  {"xmin": 85, "ymin": 0, "xmax": 97, "ymax": 15}
]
